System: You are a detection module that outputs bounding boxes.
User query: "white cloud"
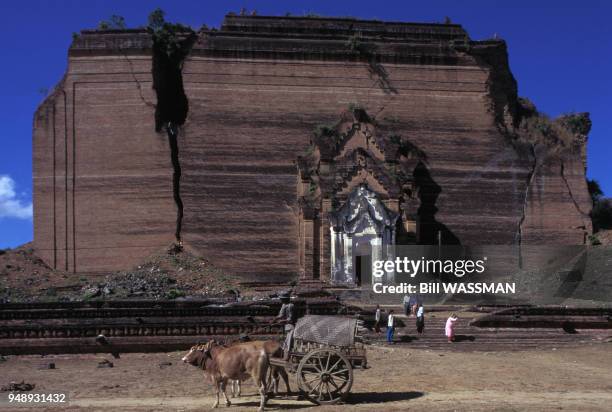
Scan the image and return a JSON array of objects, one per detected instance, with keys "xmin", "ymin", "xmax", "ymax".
[{"xmin": 0, "ymin": 175, "xmax": 32, "ymax": 219}]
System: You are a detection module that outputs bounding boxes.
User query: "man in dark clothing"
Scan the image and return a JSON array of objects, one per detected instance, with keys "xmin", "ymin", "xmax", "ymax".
[
  {"xmin": 416, "ymin": 304, "xmax": 425, "ymax": 334},
  {"xmin": 276, "ymin": 293, "xmax": 296, "ymax": 359}
]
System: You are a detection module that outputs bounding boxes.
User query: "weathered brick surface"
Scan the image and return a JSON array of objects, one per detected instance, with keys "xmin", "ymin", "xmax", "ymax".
[
  {"xmin": 33, "ymin": 52, "xmax": 175, "ymax": 273},
  {"xmin": 32, "ymin": 16, "xmax": 591, "ymax": 280}
]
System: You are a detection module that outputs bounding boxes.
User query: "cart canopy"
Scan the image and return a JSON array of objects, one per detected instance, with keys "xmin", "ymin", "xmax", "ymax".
[{"xmin": 293, "ymin": 315, "xmax": 357, "ymax": 347}]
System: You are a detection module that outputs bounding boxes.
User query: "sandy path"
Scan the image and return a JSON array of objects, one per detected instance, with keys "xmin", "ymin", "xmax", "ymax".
[{"xmin": 1, "ymin": 343, "xmax": 611, "ymax": 411}]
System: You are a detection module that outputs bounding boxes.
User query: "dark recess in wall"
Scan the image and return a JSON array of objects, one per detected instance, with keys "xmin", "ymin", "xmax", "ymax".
[{"xmin": 150, "ymin": 19, "xmax": 196, "ymax": 243}]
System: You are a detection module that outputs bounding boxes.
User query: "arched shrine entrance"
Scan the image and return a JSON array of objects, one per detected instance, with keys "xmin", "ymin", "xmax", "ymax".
[{"xmin": 296, "ymin": 107, "xmax": 423, "ymax": 287}]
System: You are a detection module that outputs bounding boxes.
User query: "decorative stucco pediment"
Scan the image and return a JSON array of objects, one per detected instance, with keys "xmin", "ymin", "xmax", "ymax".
[
  {"xmin": 330, "ymin": 185, "xmax": 399, "ymax": 234},
  {"xmin": 336, "ymin": 124, "xmax": 385, "ymax": 162},
  {"xmin": 311, "ymin": 108, "xmax": 383, "ymax": 161},
  {"xmin": 296, "ymin": 106, "xmax": 425, "ymax": 221},
  {"xmin": 335, "ymin": 170, "xmax": 389, "ymax": 199}
]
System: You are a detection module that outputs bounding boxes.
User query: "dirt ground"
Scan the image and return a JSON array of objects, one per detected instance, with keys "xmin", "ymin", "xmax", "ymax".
[{"xmin": 1, "ymin": 342, "xmax": 612, "ymax": 412}]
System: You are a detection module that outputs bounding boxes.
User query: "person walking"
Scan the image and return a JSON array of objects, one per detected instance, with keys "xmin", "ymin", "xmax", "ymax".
[
  {"xmin": 374, "ymin": 304, "xmax": 382, "ymax": 335},
  {"xmin": 445, "ymin": 313, "xmax": 458, "ymax": 342},
  {"xmin": 403, "ymin": 294, "xmax": 410, "ymax": 316},
  {"xmin": 416, "ymin": 304, "xmax": 425, "ymax": 334},
  {"xmin": 386, "ymin": 309, "xmax": 395, "ymax": 343}
]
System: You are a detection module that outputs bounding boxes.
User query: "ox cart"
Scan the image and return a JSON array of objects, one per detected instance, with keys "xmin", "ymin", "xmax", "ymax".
[{"xmin": 269, "ymin": 315, "xmax": 367, "ymax": 405}]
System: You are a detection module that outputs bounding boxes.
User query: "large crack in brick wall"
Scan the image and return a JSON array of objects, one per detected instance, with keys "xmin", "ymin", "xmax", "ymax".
[
  {"xmin": 516, "ymin": 143, "xmax": 538, "ymax": 246},
  {"xmin": 150, "ymin": 24, "xmax": 196, "ymax": 244}
]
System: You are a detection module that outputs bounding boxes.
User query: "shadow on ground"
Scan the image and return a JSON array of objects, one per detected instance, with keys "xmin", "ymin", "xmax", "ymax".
[
  {"xmin": 237, "ymin": 391, "xmax": 424, "ymax": 409},
  {"xmin": 347, "ymin": 391, "xmax": 425, "ymax": 404},
  {"xmin": 398, "ymin": 334, "xmax": 475, "ymax": 343},
  {"xmin": 237, "ymin": 400, "xmax": 312, "ymax": 410},
  {"xmin": 399, "ymin": 335, "xmax": 419, "ymax": 342},
  {"xmin": 454, "ymin": 335, "xmax": 476, "ymax": 342}
]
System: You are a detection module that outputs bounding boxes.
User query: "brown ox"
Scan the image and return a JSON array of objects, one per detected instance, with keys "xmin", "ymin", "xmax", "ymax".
[
  {"xmin": 229, "ymin": 340, "xmax": 291, "ymax": 397},
  {"xmin": 182, "ymin": 341, "xmax": 268, "ymax": 411}
]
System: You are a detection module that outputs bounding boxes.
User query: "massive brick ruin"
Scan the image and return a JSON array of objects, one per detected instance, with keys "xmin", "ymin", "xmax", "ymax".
[{"xmin": 32, "ymin": 14, "xmax": 592, "ymax": 284}]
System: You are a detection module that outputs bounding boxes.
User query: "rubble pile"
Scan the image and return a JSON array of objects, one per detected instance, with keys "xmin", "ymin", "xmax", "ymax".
[
  {"xmin": 80, "ymin": 246, "xmax": 243, "ymax": 300},
  {"xmin": 1, "ymin": 244, "xmax": 243, "ymax": 302},
  {"xmin": 1, "ymin": 381, "xmax": 35, "ymax": 392},
  {"xmin": 81, "ymin": 269, "xmax": 181, "ymax": 299}
]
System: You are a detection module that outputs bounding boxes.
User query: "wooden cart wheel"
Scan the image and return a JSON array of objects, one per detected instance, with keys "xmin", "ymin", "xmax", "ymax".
[{"xmin": 296, "ymin": 348, "xmax": 353, "ymax": 405}]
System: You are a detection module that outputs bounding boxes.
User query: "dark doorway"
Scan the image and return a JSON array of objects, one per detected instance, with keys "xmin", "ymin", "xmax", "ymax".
[{"xmin": 355, "ymin": 255, "xmax": 372, "ymax": 286}]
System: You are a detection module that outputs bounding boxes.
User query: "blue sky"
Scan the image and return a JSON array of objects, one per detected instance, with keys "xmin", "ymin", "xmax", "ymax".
[{"xmin": 0, "ymin": 0, "xmax": 610, "ymax": 248}]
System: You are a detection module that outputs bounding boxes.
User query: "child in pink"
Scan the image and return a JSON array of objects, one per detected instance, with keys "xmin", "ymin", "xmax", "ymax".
[{"xmin": 445, "ymin": 314, "xmax": 458, "ymax": 342}]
